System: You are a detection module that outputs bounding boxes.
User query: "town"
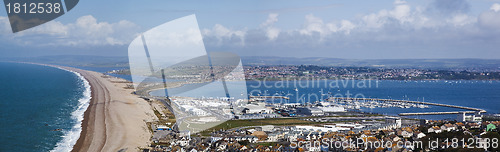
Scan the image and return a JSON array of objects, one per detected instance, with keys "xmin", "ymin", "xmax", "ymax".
[
  {"xmin": 108, "ymin": 65, "xmax": 500, "ymax": 81},
  {"xmin": 244, "ymin": 65, "xmax": 500, "ymax": 81},
  {"xmin": 140, "ymin": 95, "xmax": 500, "ymax": 152}
]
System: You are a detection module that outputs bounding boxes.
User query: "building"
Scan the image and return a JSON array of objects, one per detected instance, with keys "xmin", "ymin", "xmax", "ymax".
[
  {"xmin": 468, "ymin": 123, "xmax": 480, "ymax": 129},
  {"xmin": 417, "ymin": 132, "xmax": 426, "ymax": 139},
  {"xmin": 156, "ymin": 125, "xmax": 171, "ymax": 131},
  {"xmin": 427, "ymin": 126, "xmax": 441, "ymax": 133},
  {"xmin": 236, "ymin": 113, "xmax": 278, "ymax": 120},
  {"xmin": 401, "ymin": 131, "xmax": 413, "ymax": 138},
  {"xmin": 318, "ymin": 106, "xmax": 345, "ymax": 114},
  {"xmin": 294, "ymin": 125, "xmax": 339, "ymax": 132},
  {"xmin": 439, "ymin": 123, "xmax": 457, "ymax": 132},
  {"xmin": 190, "ymin": 108, "xmax": 209, "ymax": 116},
  {"xmin": 455, "ymin": 122, "xmax": 465, "ymax": 129},
  {"xmin": 456, "ymin": 112, "xmax": 482, "ymax": 122},
  {"xmin": 296, "ymin": 107, "xmax": 324, "ymax": 116},
  {"xmin": 385, "ymin": 117, "xmax": 402, "ymax": 128},
  {"xmin": 242, "ymin": 103, "xmax": 272, "ymax": 114},
  {"xmin": 261, "ymin": 125, "xmax": 274, "ymax": 132}
]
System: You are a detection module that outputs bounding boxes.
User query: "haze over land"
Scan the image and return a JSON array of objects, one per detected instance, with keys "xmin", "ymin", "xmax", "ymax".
[
  {"xmin": 5, "ymin": 55, "xmax": 500, "ymax": 70},
  {"xmin": 0, "ymin": 0, "xmax": 499, "ymax": 60}
]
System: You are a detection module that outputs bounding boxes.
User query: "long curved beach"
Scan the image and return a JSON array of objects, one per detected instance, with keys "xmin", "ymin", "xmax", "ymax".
[{"xmin": 49, "ymin": 66, "xmax": 156, "ymax": 152}]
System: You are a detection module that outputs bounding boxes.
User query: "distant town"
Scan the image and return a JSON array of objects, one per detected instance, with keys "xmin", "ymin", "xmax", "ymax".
[
  {"xmin": 244, "ymin": 65, "xmax": 500, "ymax": 81},
  {"xmin": 108, "ymin": 65, "xmax": 500, "ymax": 81}
]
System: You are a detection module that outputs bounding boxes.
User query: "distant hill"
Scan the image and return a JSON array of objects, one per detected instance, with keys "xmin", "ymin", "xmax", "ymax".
[
  {"xmin": 241, "ymin": 56, "xmax": 500, "ymax": 70},
  {"xmin": 2, "ymin": 55, "xmax": 499, "ymax": 70},
  {"xmin": 2, "ymin": 55, "xmax": 129, "ymax": 68}
]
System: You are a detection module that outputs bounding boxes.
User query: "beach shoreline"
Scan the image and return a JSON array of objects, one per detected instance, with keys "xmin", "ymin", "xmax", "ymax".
[
  {"xmin": 22, "ymin": 63, "xmax": 156, "ymax": 152},
  {"xmin": 69, "ymin": 66, "xmax": 94, "ymax": 152}
]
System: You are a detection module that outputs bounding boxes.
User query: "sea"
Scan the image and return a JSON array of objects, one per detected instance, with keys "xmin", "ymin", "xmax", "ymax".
[{"xmin": 0, "ymin": 62, "xmax": 90, "ymax": 152}]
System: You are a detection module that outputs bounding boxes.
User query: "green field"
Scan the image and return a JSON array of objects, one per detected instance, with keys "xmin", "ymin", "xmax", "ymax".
[{"xmin": 196, "ymin": 114, "xmax": 386, "ymax": 136}]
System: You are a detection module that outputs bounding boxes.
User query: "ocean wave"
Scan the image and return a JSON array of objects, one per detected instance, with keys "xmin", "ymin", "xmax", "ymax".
[{"xmin": 50, "ymin": 69, "xmax": 91, "ymax": 152}]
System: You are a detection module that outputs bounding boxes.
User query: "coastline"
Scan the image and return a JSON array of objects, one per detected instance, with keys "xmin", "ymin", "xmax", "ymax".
[
  {"xmin": 69, "ymin": 66, "xmax": 95, "ymax": 152},
  {"xmin": 51, "ymin": 68, "xmax": 91, "ymax": 152},
  {"xmin": 24, "ymin": 63, "xmax": 156, "ymax": 152}
]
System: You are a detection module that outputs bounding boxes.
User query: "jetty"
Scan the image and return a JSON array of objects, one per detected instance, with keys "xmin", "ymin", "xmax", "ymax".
[
  {"xmin": 398, "ymin": 111, "xmax": 478, "ymax": 116},
  {"xmin": 328, "ymin": 97, "xmax": 486, "ymax": 116}
]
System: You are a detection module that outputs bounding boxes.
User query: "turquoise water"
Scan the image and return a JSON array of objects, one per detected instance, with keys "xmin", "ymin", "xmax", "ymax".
[
  {"xmin": 151, "ymin": 79, "xmax": 500, "ymax": 120},
  {"xmin": 0, "ymin": 62, "xmax": 89, "ymax": 152}
]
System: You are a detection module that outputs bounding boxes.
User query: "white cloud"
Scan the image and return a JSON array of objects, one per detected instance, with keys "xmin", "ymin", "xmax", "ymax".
[
  {"xmin": 0, "ymin": 15, "xmax": 140, "ymax": 46},
  {"xmin": 339, "ymin": 20, "xmax": 355, "ymax": 35},
  {"xmin": 1, "ymin": 0, "xmax": 498, "ymax": 58},
  {"xmin": 447, "ymin": 14, "xmax": 475, "ymax": 27},
  {"xmin": 261, "ymin": 13, "xmax": 278, "ymax": 27},
  {"xmin": 491, "ymin": 3, "xmax": 500, "ymax": 12},
  {"xmin": 202, "ymin": 24, "xmax": 246, "ymax": 45},
  {"xmin": 300, "ymin": 14, "xmax": 326, "ymax": 36},
  {"xmin": 391, "ymin": 3, "xmax": 412, "ymax": 23},
  {"xmin": 361, "ymin": 1, "xmax": 415, "ymax": 30},
  {"xmin": 479, "ymin": 4, "xmax": 500, "ymax": 30},
  {"xmin": 66, "ymin": 15, "xmax": 140, "ymax": 46},
  {"xmin": 298, "ymin": 14, "xmax": 356, "ymax": 38},
  {"xmin": 394, "ymin": 0, "xmax": 407, "ymax": 5},
  {"xmin": 200, "ymin": 0, "xmax": 500, "ymax": 58},
  {"xmin": 184, "ymin": 1, "xmax": 500, "ymax": 58},
  {"xmin": 260, "ymin": 13, "xmax": 280, "ymax": 40}
]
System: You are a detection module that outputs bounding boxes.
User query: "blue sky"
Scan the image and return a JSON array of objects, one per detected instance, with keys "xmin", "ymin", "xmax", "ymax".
[{"xmin": 0, "ymin": 0, "xmax": 499, "ymax": 59}]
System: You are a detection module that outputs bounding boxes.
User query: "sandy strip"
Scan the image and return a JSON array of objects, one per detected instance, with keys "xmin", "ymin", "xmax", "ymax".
[{"xmin": 46, "ymin": 66, "xmax": 157, "ymax": 152}]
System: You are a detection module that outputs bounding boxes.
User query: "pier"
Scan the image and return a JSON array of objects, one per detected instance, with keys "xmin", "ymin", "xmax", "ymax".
[
  {"xmin": 398, "ymin": 111, "xmax": 478, "ymax": 116},
  {"xmin": 328, "ymin": 97, "xmax": 486, "ymax": 116}
]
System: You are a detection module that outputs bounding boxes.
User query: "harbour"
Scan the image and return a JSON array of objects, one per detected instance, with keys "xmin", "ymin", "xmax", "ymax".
[{"xmin": 328, "ymin": 97, "xmax": 487, "ymax": 116}]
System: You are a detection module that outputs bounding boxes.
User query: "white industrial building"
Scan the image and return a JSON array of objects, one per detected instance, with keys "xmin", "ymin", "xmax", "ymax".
[
  {"xmin": 318, "ymin": 106, "xmax": 345, "ymax": 113},
  {"xmin": 243, "ymin": 102, "xmax": 272, "ymax": 114},
  {"xmin": 456, "ymin": 112, "xmax": 482, "ymax": 122}
]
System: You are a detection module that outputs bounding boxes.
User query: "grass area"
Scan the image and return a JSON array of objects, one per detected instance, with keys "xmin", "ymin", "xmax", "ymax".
[
  {"xmin": 198, "ymin": 117, "xmax": 360, "ymax": 136},
  {"xmin": 146, "ymin": 122, "xmax": 154, "ymax": 135},
  {"xmin": 151, "ymin": 100, "xmax": 176, "ymax": 126},
  {"xmin": 198, "ymin": 118, "xmax": 306, "ymax": 136},
  {"xmin": 196, "ymin": 114, "xmax": 384, "ymax": 136},
  {"xmin": 258, "ymin": 142, "xmax": 279, "ymax": 147},
  {"xmin": 153, "ymin": 108, "xmax": 162, "ymax": 119},
  {"xmin": 217, "ymin": 118, "xmax": 310, "ymax": 129}
]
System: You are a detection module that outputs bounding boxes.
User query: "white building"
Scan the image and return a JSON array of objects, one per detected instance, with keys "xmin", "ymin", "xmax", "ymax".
[
  {"xmin": 318, "ymin": 106, "xmax": 345, "ymax": 113},
  {"xmin": 456, "ymin": 112, "xmax": 482, "ymax": 122},
  {"xmin": 190, "ymin": 108, "xmax": 209, "ymax": 116},
  {"xmin": 417, "ymin": 132, "xmax": 426, "ymax": 139},
  {"xmin": 295, "ymin": 125, "xmax": 339, "ymax": 132},
  {"xmin": 261, "ymin": 125, "xmax": 274, "ymax": 132},
  {"xmin": 243, "ymin": 103, "xmax": 272, "ymax": 114}
]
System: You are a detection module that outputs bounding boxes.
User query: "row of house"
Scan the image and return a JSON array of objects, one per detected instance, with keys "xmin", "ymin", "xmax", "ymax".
[{"xmin": 427, "ymin": 122, "xmax": 481, "ymax": 133}]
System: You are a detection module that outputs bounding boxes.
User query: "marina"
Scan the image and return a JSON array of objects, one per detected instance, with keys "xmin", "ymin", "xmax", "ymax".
[
  {"xmin": 328, "ymin": 97, "xmax": 487, "ymax": 116},
  {"xmin": 398, "ymin": 111, "xmax": 478, "ymax": 116}
]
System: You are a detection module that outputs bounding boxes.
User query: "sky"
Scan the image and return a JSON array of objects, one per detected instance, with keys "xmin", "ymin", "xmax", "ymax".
[{"xmin": 0, "ymin": 0, "xmax": 499, "ymax": 59}]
